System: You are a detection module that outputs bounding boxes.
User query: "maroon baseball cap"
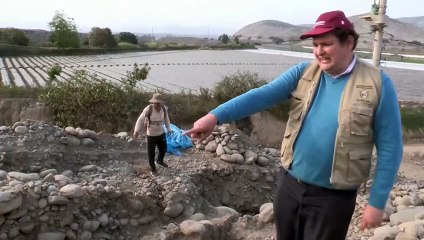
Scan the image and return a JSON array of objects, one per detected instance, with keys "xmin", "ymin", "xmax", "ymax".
[{"xmin": 300, "ymin": 10, "xmax": 354, "ymax": 39}]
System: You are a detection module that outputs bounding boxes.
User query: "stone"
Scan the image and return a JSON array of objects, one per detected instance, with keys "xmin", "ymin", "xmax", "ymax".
[
  {"xmin": 14, "ymin": 126, "xmax": 28, "ymax": 134},
  {"xmin": 20, "ymin": 221, "xmax": 35, "ymax": 234},
  {"xmin": 372, "ymin": 225, "xmax": 400, "ymax": 240},
  {"xmin": 60, "ymin": 184, "xmax": 84, "ymax": 198},
  {"xmin": 231, "ymin": 153, "xmax": 244, "ymax": 164},
  {"xmin": 226, "ymin": 142, "xmax": 238, "ymax": 150},
  {"xmin": 80, "ymin": 231, "xmax": 92, "ymax": 240},
  {"xmin": 258, "ymin": 202, "xmax": 274, "ymax": 223},
  {"xmin": 216, "ymin": 144, "xmax": 225, "ymax": 156},
  {"xmin": 257, "ymin": 156, "xmax": 270, "ymax": 166},
  {"xmin": 98, "ymin": 213, "xmax": 109, "ymax": 227},
  {"xmin": 213, "ymin": 206, "xmax": 239, "ymax": 218},
  {"xmin": 81, "ymin": 138, "xmax": 95, "ymax": 146},
  {"xmin": 7, "ymin": 171, "xmax": 40, "ymax": 181},
  {"xmin": 205, "ymin": 141, "xmax": 218, "ymax": 152},
  {"xmin": 0, "ymin": 170, "xmax": 7, "ymax": 180},
  {"xmin": 64, "ymin": 126, "xmax": 77, "ymax": 135},
  {"xmin": 39, "ymin": 169, "xmax": 58, "ymax": 178},
  {"xmin": 180, "ymin": 220, "xmax": 206, "ymax": 235},
  {"xmin": 47, "ymin": 196, "xmax": 70, "ymax": 205},
  {"xmin": 390, "ymin": 206, "xmax": 424, "ymax": 225},
  {"xmin": 79, "ymin": 165, "xmax": 97, "ymax": 172},
  {"xmin": 0, "ymin": 126, "xmax": 10, "ymax": 131},
  {"xmin": 54, "ymin": 175, "xmax": 74, "ymax": 185},
  {"xmin": 164, "ymin": 203, "xmax": 184, "ymax": 218},
  {"xmin": 0, "ymin": 192, "xmax": 22, "ymax": 215}
]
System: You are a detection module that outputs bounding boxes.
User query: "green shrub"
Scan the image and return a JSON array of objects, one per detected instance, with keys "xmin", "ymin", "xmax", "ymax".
[
  {"xmin": 39, "ymin": 70, "xmax": 134, "ymax": 131},
  {"xmin": 212, "ymin": 71, "xmax": 291, "ymax": 121},
  {"xmin": 47, "ymin": 63, "xmax": 62, "ymax": 82},
  {"xmin": 117, "ymin": 42, "xmax": 139, "ymax": 49},
  {"xmin": 166, "ymin": 89, "xmax": 217, "ymax": 125},
  {"xmin": 213, "ymin": 71, "xmax": 266, "ymax": 102}
]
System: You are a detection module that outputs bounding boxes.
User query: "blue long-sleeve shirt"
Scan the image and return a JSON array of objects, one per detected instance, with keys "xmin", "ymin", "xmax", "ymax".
[{"xmin": 210, "ymin": 61, "xmax": 403, "ymax": 209}]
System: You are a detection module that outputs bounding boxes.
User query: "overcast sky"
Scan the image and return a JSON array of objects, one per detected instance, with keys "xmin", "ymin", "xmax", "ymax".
[{"xmin": 1, "ymin": 0, "xmax": 423, "ymax": 35}]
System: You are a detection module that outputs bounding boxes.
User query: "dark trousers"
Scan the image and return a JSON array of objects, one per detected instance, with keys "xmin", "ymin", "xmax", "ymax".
[
  {"xmin": 147, "ymin": 133, "xmax": 167, "ymax": 171},
  {"xmin": 274, "ymin": 170, "xmax": 357, "ymax": 240}
]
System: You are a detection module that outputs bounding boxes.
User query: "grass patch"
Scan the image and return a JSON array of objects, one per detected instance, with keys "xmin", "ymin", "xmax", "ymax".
[
  {"xmin": 401, "ymin": 105, "xmax": 424, "ymax": 131},
  {"xmin": 0, "ymin": 85, "xmax": 42, "ymax": 98},
  {"xmin": 117, "ymin": 42, "xmax": 139, "ymax": 49}
]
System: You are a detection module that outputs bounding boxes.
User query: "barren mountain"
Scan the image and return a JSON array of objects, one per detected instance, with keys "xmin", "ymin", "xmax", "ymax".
[
  {"xmin": 397, "ymin": 16, "xmax": 424, "ymax": 29},
  {"xmin": 234, "ymin": 14, "xmax": 424, "ymax": 50},
  {"xmin": 350, "ymin": 14, "xmax": 424, "ymax": 49},
  {"xmin": 234, "ymin": 20, "xmax": 309, "ymax": 42}
]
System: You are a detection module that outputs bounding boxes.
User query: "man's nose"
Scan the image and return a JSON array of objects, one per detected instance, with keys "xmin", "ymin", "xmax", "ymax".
[{"xmin": 315, "ymin": 45, "xmax": 324, "ymax": 55}]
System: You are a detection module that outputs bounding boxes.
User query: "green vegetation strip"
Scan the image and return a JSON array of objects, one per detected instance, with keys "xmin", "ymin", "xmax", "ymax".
[{"xmin": 0, "ymin": 70, "xmax": 423, "ymax": 135}]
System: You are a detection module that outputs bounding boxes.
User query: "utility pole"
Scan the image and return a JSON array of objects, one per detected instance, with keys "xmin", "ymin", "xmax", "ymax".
[{"xmin": 371, "ymin": 0, "xmax": 387, "ymax": 67}]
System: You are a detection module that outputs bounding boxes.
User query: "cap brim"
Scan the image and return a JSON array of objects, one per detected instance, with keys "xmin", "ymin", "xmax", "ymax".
[{"xmin": 300, "ymin": 27, "xmax": 335, "ymax": 40}]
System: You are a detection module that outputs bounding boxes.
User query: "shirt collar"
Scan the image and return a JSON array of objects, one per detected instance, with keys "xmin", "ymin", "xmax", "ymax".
[{"xmin": 329, "ymin": 55, "xmax": 357, "ymax": 79}]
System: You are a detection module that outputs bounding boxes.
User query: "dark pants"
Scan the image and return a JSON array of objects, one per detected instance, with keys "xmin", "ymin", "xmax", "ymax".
[
  {"xmin": 147, "ymin": 133, "xmax": 167, "ymax": 171},
  {"xmin": 274, "ymin": 170, "xmax": 357, "ymax": 240}
]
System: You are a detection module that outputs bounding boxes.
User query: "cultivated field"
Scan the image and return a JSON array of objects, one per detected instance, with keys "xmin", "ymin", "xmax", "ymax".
[{"xmin": 1, "ymin": 49, "xmax": 424, "ymax": 101}]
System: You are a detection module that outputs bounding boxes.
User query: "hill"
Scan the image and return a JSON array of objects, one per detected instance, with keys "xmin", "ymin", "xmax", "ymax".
[
  {"xmin": 234, "ymin": 14, "xmax": 424, "ymax": 50},
  {"xmin": 234, "ymin": 20, "xmax": 310, "ymax": 42},
  {"xmin": 350, "ymin": 14, "xmax": 424, "ymax": 49},
  {"xmin": 396, "ymin": 16, "xmax": 424, "ymax": 29}
]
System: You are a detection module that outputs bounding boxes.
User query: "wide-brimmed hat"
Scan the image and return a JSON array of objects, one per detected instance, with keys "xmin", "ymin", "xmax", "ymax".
[
  {"xmin": 149, "ymin": 93, "xmax": 164, "ymax": 103},
  {"xmin": 300, "ymin": 10, "xmax": 354, "ymax": 40}
]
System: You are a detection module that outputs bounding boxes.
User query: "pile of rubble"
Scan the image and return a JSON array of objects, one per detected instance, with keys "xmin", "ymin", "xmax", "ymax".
[{"xmin": 0, "ymin": 120, "xmax": 423, "ymax": 240}]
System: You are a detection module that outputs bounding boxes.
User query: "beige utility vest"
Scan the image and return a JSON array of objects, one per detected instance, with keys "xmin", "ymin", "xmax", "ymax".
[{"xmin": 280, "ymin": 59, "xmax": 382, "ymax": 189}]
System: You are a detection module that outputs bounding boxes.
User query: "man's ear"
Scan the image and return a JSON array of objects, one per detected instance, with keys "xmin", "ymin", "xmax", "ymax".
[{"xmin": 347, "ymin": 35, "xmax": 355, "ymax": 51}]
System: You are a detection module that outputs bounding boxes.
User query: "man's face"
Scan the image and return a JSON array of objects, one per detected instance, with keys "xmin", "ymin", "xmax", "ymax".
[
  {"xmin": 312, "ymin": 33, "xmax": 353, "ymax": 76},
  {"xmin": 153, "ymin": 102, "xmax": 161, "ymax": 109}
]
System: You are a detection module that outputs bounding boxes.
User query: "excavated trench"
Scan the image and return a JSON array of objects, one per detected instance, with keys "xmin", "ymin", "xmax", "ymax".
[{"xmin": 0, "ymin": 131, "xmax": 279, "ymax": 239}]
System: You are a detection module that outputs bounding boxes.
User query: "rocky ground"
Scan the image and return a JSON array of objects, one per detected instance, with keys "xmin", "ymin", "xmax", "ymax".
[{"xmin": 0, "ymin": 120, "xmax": 423, "ymax": 240}]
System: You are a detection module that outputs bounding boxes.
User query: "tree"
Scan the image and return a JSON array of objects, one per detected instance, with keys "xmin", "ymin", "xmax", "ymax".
[
  {"xmin": 269, "ymin": 36, "xmax": 284, "ymax": 44},
  {"xmin": 88, "ymin": 27, "xmax": 117, "ymax": 48},
  {"xmin": 234, "ymin": 35, "xmax": 240, "ymax": 44},
  {"xmin": 218, "ymin": 34, "xmax": 230, "ymax": 44},
  {"xmin": 48, "ymin": 11, "xmax": 80, "ymax": 49},
  {"xmin": 0, "ymin": 28, "xmax": 29, "ymax": 46},
  {"xmin": 118, "ymin": 32, "xmax": 138, "ymax": 45},
  {"xmin": 138, "ymin": 34, "xmax": 155, "ymax": 44}
]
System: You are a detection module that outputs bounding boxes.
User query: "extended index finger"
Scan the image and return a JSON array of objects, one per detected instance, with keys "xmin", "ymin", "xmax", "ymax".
[{"xmin": 182, "ymin": 128, "xmax": 196, "ymax": 136}]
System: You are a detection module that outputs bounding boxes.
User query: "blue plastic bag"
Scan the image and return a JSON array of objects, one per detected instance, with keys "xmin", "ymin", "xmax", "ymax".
[{"xmin": 163, "ymin": 124, "xmax": 193, "ymax": 155}]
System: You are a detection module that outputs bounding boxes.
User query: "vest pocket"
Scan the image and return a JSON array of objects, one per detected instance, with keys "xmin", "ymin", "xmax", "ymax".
[
  {"xmin": 350, "ymin": 106, "xmax": 373, "ymax": 136},
  {"xmin": 347, "ymin": 149, "xmax": 372, "ymax": 183}
]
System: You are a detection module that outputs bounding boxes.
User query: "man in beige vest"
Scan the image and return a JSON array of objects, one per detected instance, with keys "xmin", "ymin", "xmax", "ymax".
[{"xmin": 185, "ymin": 10, "xmax": 402, "ymax": 240}]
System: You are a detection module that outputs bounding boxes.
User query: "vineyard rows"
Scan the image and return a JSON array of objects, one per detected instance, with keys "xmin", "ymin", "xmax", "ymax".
[
  {"xmin": 2, "ymin": 50, "xmax": 422, "ymax": 101},
  {"xmin": 0, "ymin": 50, "xmax": 290, "ymax": 92}
]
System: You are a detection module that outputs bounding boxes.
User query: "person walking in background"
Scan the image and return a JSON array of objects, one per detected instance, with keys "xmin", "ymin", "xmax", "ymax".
[
  {"xmin": 184, "ymin": 10, "xmax": 403, "ymax": 240},
  {"xmin": 134, "ymin": 93, "xmax": 172, "ymax": 175}
]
